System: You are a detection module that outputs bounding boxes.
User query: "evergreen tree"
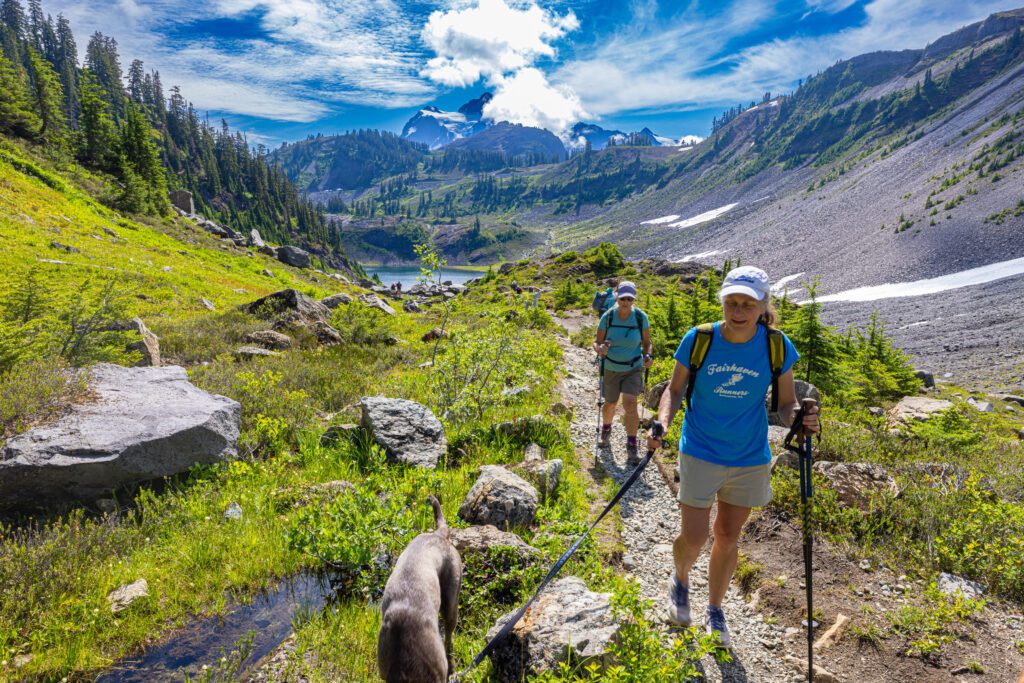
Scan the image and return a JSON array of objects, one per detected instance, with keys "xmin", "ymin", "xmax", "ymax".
[
  {"xmin": 126, "ymin": 58, "xmax": 144, "ymax": 102},
  {"xmin": 0, "ymin": 46, "xmax": 39, "ymax": 138},
  {"xmin": 54, "ymin": 14, "xmax": 78, "ymax": 124},
  {"xmin": 77, "ymin": 70, "xmax": 116, "ymax": 169},
  {"xmin": 25, "ymin": 0, "xmax": 41, "ymax": 51},
  {"xmin": 119, "ymin": 102, "xmax": 169, "ymax": 214},
  {"xmin": 0, "ymin": 0, "xmax": 26, "ymax": 66},
  {"xmin": 781, "ymin": 279, "xmax": 839, "ymax": 391},
  {"xmin": 84, "ymin": 31, "xmax": 124, "ymax": 116},
  {"xmin": 27, "ymin": 46, "xmax": 65, "ymax": 146}
]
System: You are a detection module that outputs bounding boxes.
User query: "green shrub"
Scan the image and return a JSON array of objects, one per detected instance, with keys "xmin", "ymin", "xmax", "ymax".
[
  {"xmin": 583, "ymin": 243, "xmax": 625, "ymax": 276},
  {"xmin": 0, "ymin": 357, "xmax": 87, "ymax": 446}
]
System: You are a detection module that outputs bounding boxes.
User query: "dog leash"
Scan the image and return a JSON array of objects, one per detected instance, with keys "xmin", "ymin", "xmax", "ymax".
[{"xmin": 449, "ymin": 429, "xmax": 662, "ymax": 682}]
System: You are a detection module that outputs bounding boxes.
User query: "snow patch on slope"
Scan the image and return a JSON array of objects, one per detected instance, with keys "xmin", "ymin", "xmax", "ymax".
[{"xmin": 815, "ymin": 257, "xmax": 1024, "ymax": 303}]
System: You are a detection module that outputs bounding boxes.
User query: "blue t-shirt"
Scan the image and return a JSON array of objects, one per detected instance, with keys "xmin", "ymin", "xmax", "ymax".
[
  {"xmin": 600, "ymin": 307, "xmax": 650, "ymax": 371},
  {"xmin": 673, "ymin": 322, "xmax": 798, "ymax": 467}
]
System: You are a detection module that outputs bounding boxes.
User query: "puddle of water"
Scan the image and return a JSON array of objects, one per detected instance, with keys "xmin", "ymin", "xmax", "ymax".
[
  {"xmin": 815, "ymin": 256, "xmax": 1024, "ymax": 303},
  {"xmin": 96, "ymin": 571, "xmax": 334, "ymax": 682}
]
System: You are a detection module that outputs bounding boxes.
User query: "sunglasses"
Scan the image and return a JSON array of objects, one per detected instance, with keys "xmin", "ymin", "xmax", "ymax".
[{"xmin": 619, "ymin": 296, "xmax": 635, "ymax": 302}]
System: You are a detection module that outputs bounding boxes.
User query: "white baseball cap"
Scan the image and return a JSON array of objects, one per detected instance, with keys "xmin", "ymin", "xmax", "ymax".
[
  {"xmin": 720, "ymin": 266, "xmax": 770, "ymax": 301},
  {"xmin": 616, "ymin": 281, "xmax": 638, "ymax": 299}
]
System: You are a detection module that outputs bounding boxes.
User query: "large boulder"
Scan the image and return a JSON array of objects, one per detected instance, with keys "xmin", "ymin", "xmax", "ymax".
[
  {"xmin": 248, "ymin": 229, "xmax": 266, "ymax": 249},
  {"xmin": 105, "ymin": 318, "xmax": 160, "ymax": 367},
  {"xmin": 276, "ymin": 245, "xmax": 311, "ymax": 268},
  {"xmin": 887, "ymin": 396, "xmax": 952, "ymax": 427},
  {"xmin": 244, "ymin": 330, "xmax": 292, "ymax": 350},
  {"xmin": 486, "ymin": 577, "xmax": 622, "ymax": 682},
  {"xmin": 320, "ymin": 292, "xmax": 352, "ymax": 309},
  {"xmin": 359, "ymin": 397, "xmax": 446, "ymax": 469},
  {"xmin": 0, "ymin": 364, "xmax": 240, "ymax": 508},
  {"xmin": 458, "ymin": 465, "xmax": 539, "ymax": 530},
  {"xmin": 241, "ymin": 289, "xmax": 329, "ymax": 323},
  {"xmin": 514, "ymin": 458, "xmax": 563, "ymax": 501},
  {"xmin": 358, "ymin": 294, "xmax": 396, "ymax": 316}
]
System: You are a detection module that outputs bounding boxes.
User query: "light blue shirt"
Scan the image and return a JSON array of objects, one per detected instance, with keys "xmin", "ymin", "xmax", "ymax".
[
  {"xmin": 673, "ymin": 322, "xmax": 798, "ymax": 467},
  {"xmin": 600, "ymin": 307, "xmax": 650, "ymax": 371}
]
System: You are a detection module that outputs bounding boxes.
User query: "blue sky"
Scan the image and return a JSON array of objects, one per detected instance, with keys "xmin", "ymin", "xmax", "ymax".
[{"xmin": 43, "ymin": 0, "xmax": 1023, "ymax": 147}]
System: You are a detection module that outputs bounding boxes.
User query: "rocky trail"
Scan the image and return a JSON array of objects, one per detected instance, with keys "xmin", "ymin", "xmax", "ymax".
[{"xmin": 556, "ymin": 334, "xmax": 799, "ymax": 683}]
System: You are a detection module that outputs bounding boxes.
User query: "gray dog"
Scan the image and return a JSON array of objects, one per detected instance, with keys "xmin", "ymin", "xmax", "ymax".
[{"xmin": 378, "ymin": 496, "xmax": 462, "ymax": 683}]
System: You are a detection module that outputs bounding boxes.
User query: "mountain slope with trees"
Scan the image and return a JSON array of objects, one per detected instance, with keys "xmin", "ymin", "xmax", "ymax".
[{"xmin": 0, "ymin": 0, "xmax": 344, "ymax": 256}]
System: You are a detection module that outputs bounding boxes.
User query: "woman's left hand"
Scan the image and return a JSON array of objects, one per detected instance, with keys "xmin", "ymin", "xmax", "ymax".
[
  {"xmin": 643, "ymin": 353, "xmax": 653, "ymax": 368},
  {"xmin": 801, "ymin": 403, "xmax": 820, "ymax": 436}
]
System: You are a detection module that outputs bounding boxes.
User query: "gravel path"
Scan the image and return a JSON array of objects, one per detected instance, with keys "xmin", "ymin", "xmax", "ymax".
[{"xmin": 557, "ymin": 335, "xmax": 799, "ymax": 683}]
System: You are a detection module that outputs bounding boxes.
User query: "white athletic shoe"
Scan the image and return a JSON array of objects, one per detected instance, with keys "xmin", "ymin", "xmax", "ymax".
[
  {"xmin": 666, "ymin": 574, "xmax": 691, "ymax": 626},
  {"xmin": 705, "ymin": 605, "xmax": 733, "ymax": 649}
]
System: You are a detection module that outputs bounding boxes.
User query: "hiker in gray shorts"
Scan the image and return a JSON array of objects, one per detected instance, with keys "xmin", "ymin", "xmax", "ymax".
[{"xmin": 593, "ymin": 281, "xmax": 653, "ymax": 464}]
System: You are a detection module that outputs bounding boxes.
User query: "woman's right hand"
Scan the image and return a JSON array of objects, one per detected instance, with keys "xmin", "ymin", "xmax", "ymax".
[{"xmin": 594, "ymin": 342, "xmax": 609, "ymax": 357}]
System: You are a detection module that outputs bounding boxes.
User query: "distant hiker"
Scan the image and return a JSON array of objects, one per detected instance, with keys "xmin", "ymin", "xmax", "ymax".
[
  {"xmin": 511, "ymin": 280, "xmax": 523, "ymax": 294},
  {"xmin": 646, "ymin": 266, "xmax": 819, "ymax": 649},
  {"xmin": 593, "ymin": 281, "xmax": 653, "ymax": 464},
  {"xmin": 396, "ymin": 281, "xmax": 403, "ymax": 293},
  {"xmin": 591, "ymin": 285, "xmax": 616, "ymax": 317}
]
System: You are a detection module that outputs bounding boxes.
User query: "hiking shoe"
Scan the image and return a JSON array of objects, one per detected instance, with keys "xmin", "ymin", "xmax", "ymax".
[
  {"xmin": 599, "ymin": 427, "xmax": 611, "ymax": 447},
  {"xmin": 666, "ymin": 575, "xmax": 691, "ymax": 626},
  {"xmin": 705, "ymin": 606, "xmax": 732, "ymax": 649},
  {"xmin": 625, "ymin": 440, "xmax": 640, "ymax": 466}
]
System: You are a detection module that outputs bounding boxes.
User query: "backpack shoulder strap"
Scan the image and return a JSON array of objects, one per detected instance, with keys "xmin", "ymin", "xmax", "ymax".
[
  {"xmin": 634, "ymin": 308, "xmax": 646, "ymax": 336},
  {"xmin": 684, "ymin": 323, "xmax": 715, "ymax": 409},
  {"xmin": 765, "ymin": 325, "xmax": 786, "ymax": 413}
]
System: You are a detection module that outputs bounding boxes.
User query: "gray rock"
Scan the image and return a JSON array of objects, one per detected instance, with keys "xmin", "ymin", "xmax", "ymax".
[
  {"xmin": 241, "ymin": 289, "xmax": 330, "ymax": 323},
  {"xmin": 549, "ymin": 402, "xmax": 572, "ymax": 418},
  {"xmin": 261, "ymin": 269, "xmax": 274, "ymax": 277},
  {"xmin": 459, "ymin": 465, "xmax": 539, "ymax": 530},
  {"xmin": 108, "ymin": 579, "xmax": 149, "ymax": 614},
  {"xmin": 198, "ymin": 298, "xmax": 216, "ymax": 311},
  {"xmin": 360, "ymin": 397, "xmax": 446, "ymax": 469},
  {"xmin": 887, "ymin": 396, "xmax": 952, "ymax": 426},
  {"xmin": 259, "ymin": 245, "xmax": 278, "ymax": 258},
  {"xmin": 645, "ymin": 379, "xmax": 669, "ymax": 410},
  {"xmin": 169, "ymin": 189, "xmax": 194, "ymax": 214},
  {"xmin": 867, "ymin": 406, "xmax": 884, "ymax": 417},
  {"xmin": 812, "ymin": 461, "xmax": 899, "ymax": 510},
  {"xmin": 966, "ymin": 397, "xmax": 993, "ymax": 413},
  {"xmin": 996, "ymin": 394, "xmax": 1024, "ymax": 407},
  {"xmin": 937, "ymin": 572, "xmax": 985, "ymax": 601},
  {"xmin": 403, "ymin": 299, "xmax": 423, "ymax": 313},
  {"xmin": 224, "ymin": 502, "xmax": 243, "ymax": 520},
  {"xmin": 244, "ymin": 330, "xmax": 293, "ymax": 350},
  {"xmin": 234, "ymin": 346, "xmax": 279, "ymax": 360},
  {"xmin": 516, "ymin": 458, "xmax": 563, "ymax": 501},
  {"xmin": 313, "ymin": 321, "xmax": 343, "ymax": 345},
  {"xmin": 421, "ymin": 327, "xmax": 447, "ymax": 342},
  {"xmin": 127, "ymin": 318, "xmax": 161, "ymax": 367},
  {"xmin": 358, "ymin": 294, "xmax": 396, "ymax": 316},
  {"xmin": 320, "ymin": 292, "xmax": 353, "ymax": 309},
  {"xmin": 49, "ymin": 240, "xmax": 80, "ymax": 253},
  {"xmin": 450, "ymin": 525, "xmax": 539, "ymax": 563},
  {"xmin": 524, "ymin": 443, "xmax": 547, "ymax": 462},
  {"xmin": 249, "ymin": 229, "xmax": 266, "ymax": 249},
  {"xmin": 915, "ymin": 370, "xmax": 935, "ymax": 388},
  {"xmin": 0, "ymin": 364, "xmax": 239, "ymax": 507},
  {"xmin": 276, "ymin": 245, "xmax": 311, "ymax": 268},
  {"xmin": 486, "ymin": 577, "xmax": 622, "ymax": 682},
  {"xmin": 769, "ymin": 380, "xmax": 821, "ymax": 426}
]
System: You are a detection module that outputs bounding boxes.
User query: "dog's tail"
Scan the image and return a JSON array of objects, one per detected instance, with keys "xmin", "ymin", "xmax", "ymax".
[{"xmin": 428, "ymin": 495, "xmax": 447, "ymax": 530}]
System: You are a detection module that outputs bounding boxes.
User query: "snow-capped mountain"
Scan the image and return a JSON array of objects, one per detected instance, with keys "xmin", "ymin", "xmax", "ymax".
[
  {"xmin": 400, "ymin": 93, "xmax": 493, "ymax": 149},
  {"xmin": 565, "ymin": 123, "xmax": 704, "ymax": 150}
]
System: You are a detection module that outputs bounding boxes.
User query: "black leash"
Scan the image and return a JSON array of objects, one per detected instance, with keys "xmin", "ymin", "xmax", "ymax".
[
  {"xmin": 451, "ymin": 423, "xmax": 664, "ymax": 682},
  {"xmin": 784, "ymin": 398, "xmax": 819, "ymax": 682}
]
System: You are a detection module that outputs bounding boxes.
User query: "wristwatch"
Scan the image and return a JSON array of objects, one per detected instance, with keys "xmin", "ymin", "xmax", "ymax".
[{"xmin": 643, "ymin": 353, "xmax": 653, "ymax": 361}]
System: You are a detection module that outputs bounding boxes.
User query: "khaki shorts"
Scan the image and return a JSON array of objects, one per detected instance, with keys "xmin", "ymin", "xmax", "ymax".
[
  {"xmin": 677, "ymin": 453, "xmax": 773, "ymax": 509},
  {"xmin": 602, "ymin": 368, "xmax": 644, "ymax": 403}
]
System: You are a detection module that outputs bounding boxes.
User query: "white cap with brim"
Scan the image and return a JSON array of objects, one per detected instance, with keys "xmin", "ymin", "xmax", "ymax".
[
  {"xmin": 616, "ymin": 281, "xmax": 638, "ymax": 299},
  {"xmin": 719, "ymin": 266, "xmax": 770, "ymax": 301}
]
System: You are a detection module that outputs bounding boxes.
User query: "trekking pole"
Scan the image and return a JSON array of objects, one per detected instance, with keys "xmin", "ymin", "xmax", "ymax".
[{"xmin": 784, "ymin": 397, "xmax": 819, "ymax": 683}]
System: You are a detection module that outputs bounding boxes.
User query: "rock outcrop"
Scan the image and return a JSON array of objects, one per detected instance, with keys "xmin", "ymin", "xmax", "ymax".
[
  {"xmin": 887, "ymin": 396, "xmax": 952, "ymax": 426},
  {"xmin": 276, "ymin": 245, "xmax": 311, "ymax": 269},
  {"xmin": 0, "ymin": 364, "xmax": 240, "ymax": 507},
  {"xmin": 244, "ymin": 330, "xmax": 293, "ymax": 350},
  {"xmin": 812, "ymin": 461, "xmax": 900, "ymax": 510},
  {"xmin": 458, "ymin": 465, "xmax": 539, "ymax": 530},
  {"xmin": 450, "ymin": 525, "xmax": 539, "ymax": 563},
  {"xmin": 241, "ymin": 289, "xmax": 330, "ymax": 323},
  {"xmin": 359, "ymin": 397, "xmax": 446, "ymax": 469},
  {"xmin": 486, "ymin": 577, "xmax": 622, "ymax": 682}
]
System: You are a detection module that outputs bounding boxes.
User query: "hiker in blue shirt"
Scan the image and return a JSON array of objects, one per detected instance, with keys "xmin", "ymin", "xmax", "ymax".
[
  {"xmin": 646, "ymin": 266, "xmax": 819, "ymax": 649},
  {"xmin": 593, "ymin": 281, "xmax": 653, "ymax": 465}
]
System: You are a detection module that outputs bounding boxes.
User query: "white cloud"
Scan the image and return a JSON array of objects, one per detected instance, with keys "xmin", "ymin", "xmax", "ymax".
[
  {"xmin": 420, "ymin": 0, "xmax": 586, "ymax": 131},
  {"xmin": 556, "ymin": 0, "xmax": 1019, "ymax": 117},
  {"xmin": 42, "ymin": 0, "xmax": 436, "ymax": 121}
]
